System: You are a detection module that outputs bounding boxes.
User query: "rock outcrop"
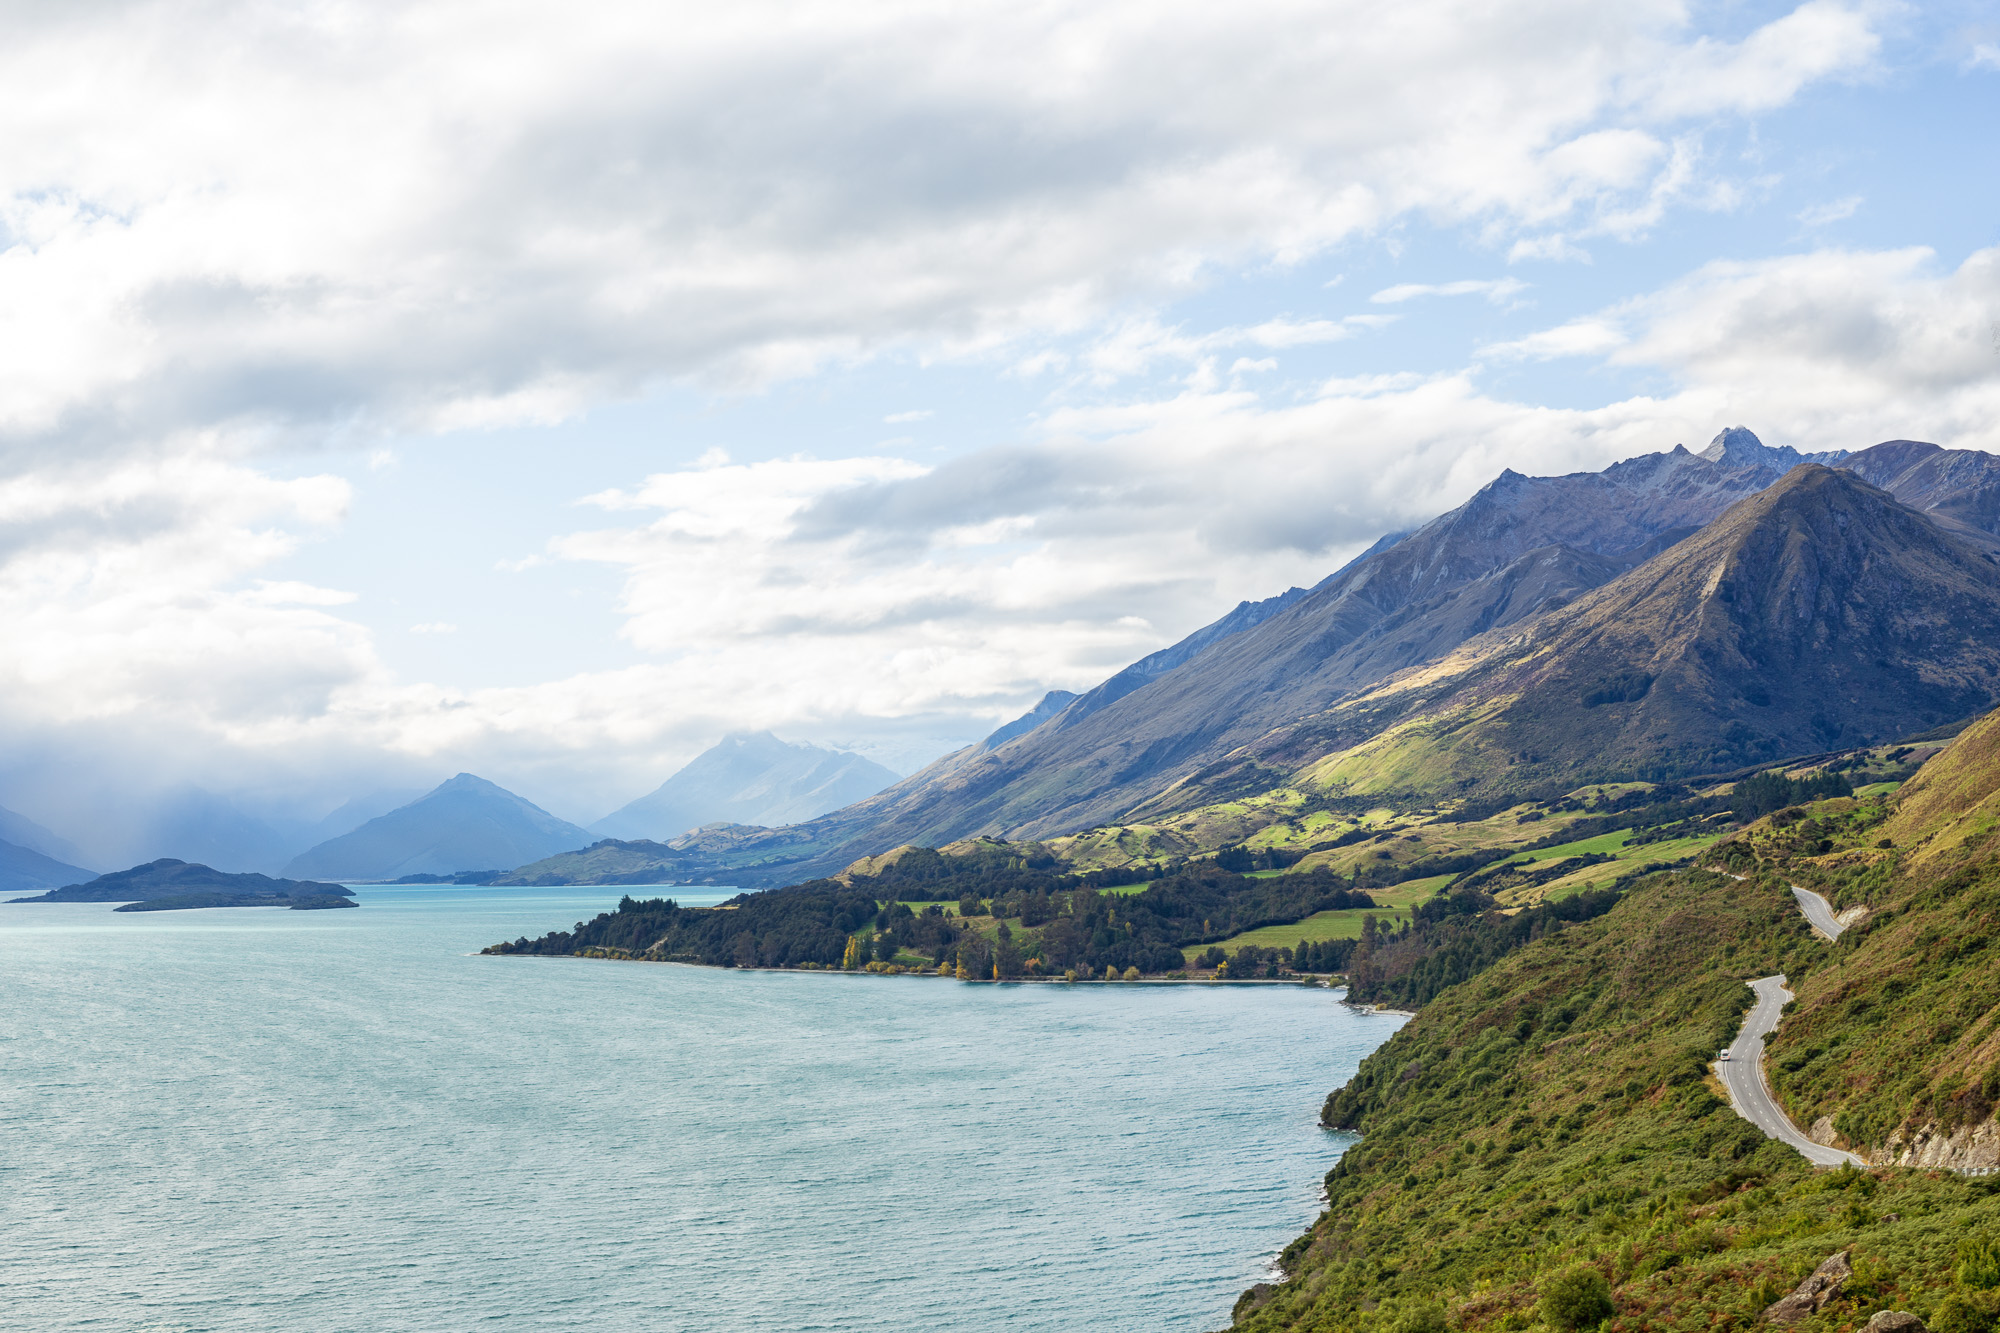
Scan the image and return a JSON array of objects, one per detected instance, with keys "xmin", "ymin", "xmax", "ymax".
[
  {"xmin": 1870, "ymin": 1115, "xmax": 2000, "ymax": 1171},
  {"xmin": 1862, "ymin": 1312, "xmax": 1928, "ymax": 1333},
  {"xmin": 1762, "ymin": 1251, "xmax": 1851, "ymax": 1324}
]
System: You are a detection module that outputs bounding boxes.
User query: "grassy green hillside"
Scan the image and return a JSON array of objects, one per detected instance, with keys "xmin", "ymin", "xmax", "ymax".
[
  {"xmin": 1235, "ymin": 863, "xmax": 2000, "ymax": 1333},
  {"xmin": 1237, "ymin": 712, "xmax": 2000, "ymax": 1333},
  {"xmin": 1736, "ymin": 709, "xmax": 2000, "ymax": 1169}
]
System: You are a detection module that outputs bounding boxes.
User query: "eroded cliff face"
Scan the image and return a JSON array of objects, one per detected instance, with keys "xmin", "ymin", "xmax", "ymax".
[
  {"xmin": 1810, "ymin": 1111, "xmax": 2000, "ymax": 1171},
  {"xmin": 1870, "ymin": 1116, "xmax": 2000, "ymax": 1171}
]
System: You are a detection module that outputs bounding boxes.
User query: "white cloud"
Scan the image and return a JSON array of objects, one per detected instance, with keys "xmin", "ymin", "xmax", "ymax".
[
  {"xmin": 1076, "ymin": 313, "xmax": 1387, "ymax": 382},
  {"xmin": 8, "ymin": 243, "xmax": 1994, "ymax": 830},
  {"xmin": 1607, "ymin": 245, "xmax": 2000, "ymax": 445},
  {"xmin": 409, "ymin": 622, "xmax": 458, "ymax": 635},
  {"xmin": 1508, "ymin": 234, "xmax": 1593, "ymax": 264},
  {"xmin": 0, "ymin": 0, "xmax": 1913, "ymax": 830},
  {"xmin": 1475, "ymin": 245, "xmax": 2000, "ymax": 452},
  {"xmin": 0, "ymin": 454, "xmax": 368, "ymax": 735},
  {"xmin": 1797, "ymin": 196, "xmax": 1864, "ymax": 227},
  {"xmin": 1479, "ymin": 318, "xmax": 1628, "ymax": 360},
  {"xmin": 1968, "ymin": 43, "xmax": 2000, "ymax": 72},
  {"xmin": 0, "ymin": 0, "xmax": 1881, "ymax": 461},
  {"xmin": 1371, "ymin": 278, "xmax": 1529, "ymax": 304},
  {"xmin": 1629, "ymin": 0, "xmax": 1880, "ymax": 118}
]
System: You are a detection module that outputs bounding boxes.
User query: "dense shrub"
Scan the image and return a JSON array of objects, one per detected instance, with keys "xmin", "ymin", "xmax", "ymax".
[{"xmin": 1538, "ymin": 1266, "xmax": 1614, "ymax": 1331}]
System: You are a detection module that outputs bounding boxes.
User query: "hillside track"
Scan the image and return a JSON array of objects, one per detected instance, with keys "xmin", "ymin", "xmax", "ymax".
[
  {"xmin": 1711, "ymin": 876, "xmax": 1864, "ymax": 1166},
  {"xmin": 1718, "ymin": 975, "xmax": 1865, "ymax": 1168},
  {"xmin": 1790, "ymin": 885, "xmax": 1847, "ymax": 940}
]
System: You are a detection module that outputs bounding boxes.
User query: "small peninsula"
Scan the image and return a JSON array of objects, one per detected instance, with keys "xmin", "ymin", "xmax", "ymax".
[
  {"xmin": 488, "ymin": 841, "xmax": 1402, "ymax": 978},
  {"xmin": 10, "ymin": 858, "xmax": 357, "ymax": 912}
]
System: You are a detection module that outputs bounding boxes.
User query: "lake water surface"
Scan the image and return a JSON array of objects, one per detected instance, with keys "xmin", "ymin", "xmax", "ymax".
[{"xmin": 1, "ymin": 885, "xmax": 1403, "ymax": 1331}]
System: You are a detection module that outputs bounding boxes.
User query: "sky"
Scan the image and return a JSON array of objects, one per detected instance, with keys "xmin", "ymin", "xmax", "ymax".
[{"xmin": 1, "ymin": 0, "xmax": 1997, "ymax": 852}]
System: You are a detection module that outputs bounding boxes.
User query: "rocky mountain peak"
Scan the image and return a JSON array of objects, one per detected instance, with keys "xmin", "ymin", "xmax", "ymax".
[{"xmin": 1696, "ymin": 425, "xmax": 1849, "ymax": 471}]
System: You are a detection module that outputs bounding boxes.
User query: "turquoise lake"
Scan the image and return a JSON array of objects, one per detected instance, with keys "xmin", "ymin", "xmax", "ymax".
[{"xmin": 0, "ymin": 885, "xmax": 1404, "ymax": 1331}]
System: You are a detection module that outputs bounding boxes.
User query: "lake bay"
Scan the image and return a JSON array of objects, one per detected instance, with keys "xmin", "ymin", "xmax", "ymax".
[{"xmin": 1, "ymin": 886, "xmax": 1402, "ymax": 1331}]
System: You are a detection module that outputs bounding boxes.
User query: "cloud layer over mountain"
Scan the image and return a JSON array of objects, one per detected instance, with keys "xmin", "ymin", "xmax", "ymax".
[{"xmin": 2, "ymin": 0, "xmax": 1993, "ymax": 843}]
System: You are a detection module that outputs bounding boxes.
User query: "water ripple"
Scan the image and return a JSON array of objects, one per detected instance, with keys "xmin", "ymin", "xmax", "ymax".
[{"xmin": 0, "ymin": 885, "xmax": 1401, "ymax": 1331}]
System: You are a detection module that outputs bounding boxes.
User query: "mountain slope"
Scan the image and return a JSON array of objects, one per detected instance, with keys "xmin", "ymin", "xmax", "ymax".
[
  {"xmin": 1837, "ymin": 699, "xmax": 2000, "ymax": 881},
  {"xmin": 672, "ymin": 431, "xmax": 1840, "ymax": 878},
  {"xmin": 1231, "ymin": 717, "xmax": 2000, "ymax": 1332},
  {"xmin": 1842, "ymin": 437, "xmax": 2000, "ymax": 551},
  {"xmin": 592, "ymin": 733, "xmax": 900, "ymax": 841},
  {"xmin": 0, "ymin": 804, "xmax": 90, "ymax": 868},
  {"xmin": 668, "ymin": 432, "xmax": 2000, "ymax": 884},
  {"xmin": 1754, "ymin": 709, "xmax": 2000, "ymax": 1168},
  {"xmin": 1189, "ymin": 465, "xmax": 2000, "ymax": 807},
  {"xmin": 1232, "ymin": 846, "xmax": 2000, "ymax": 1332},
  {"xmin": 283, "ymin": 774, "xmax": 590, "ymax": 880},
  {"xmin": 0, "ymin": 838, "xmax": 96, "ymax": 894}
]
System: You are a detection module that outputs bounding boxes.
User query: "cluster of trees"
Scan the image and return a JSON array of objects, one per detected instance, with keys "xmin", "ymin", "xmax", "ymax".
[
  {"xmin": 1213, "ymin": 842, "xmax": 1306, "ymax": 872},
  {"xmin": 1190, "ymin": 938, "xmax": 1357, "ymax": 978},
  {"xmin": 486, "ymin": 886, "xmax": 888, "ymax": 969},
  {"xmin": 1342, "ymin": 886, "xmax": 1624, "ymax": 1010},
  {"xmin": 1729, "ymin": 768, "xmax": 1853, "ymax": 822},
  {"xmin": 485, "ymin": 855, "xmax": 1377, "ymax": 978}
]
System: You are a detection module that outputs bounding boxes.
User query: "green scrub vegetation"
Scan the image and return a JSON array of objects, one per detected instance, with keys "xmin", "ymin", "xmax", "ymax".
[{"xmin": 1235, "ymin": 710, "xmax": 2000, "ymax": 1333}]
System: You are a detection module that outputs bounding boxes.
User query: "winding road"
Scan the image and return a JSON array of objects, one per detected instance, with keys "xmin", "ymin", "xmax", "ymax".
[
  {"xmin": 1713, "ymin": 876, "xmax": 1864, "ymax": 1166},
  {"xmin": 1717, "ymin": 975, "xmax": 1864, "ymax": 1167},
  {"xmin": 1790, "ymin": 885, "xmax": 1847, "ymax": 941}
]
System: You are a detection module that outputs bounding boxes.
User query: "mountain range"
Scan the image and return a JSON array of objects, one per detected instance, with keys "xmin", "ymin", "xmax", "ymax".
[
  {"xmin": 591, "ymin": 732, "xmax": 899, "ymax": 841},
  {"xmin": 1158, "ymin": 464, "xmax": 2000, "ymax": 810},
  {"xmin": 25, "ymin": 427, "xmax": 2000, "ymax": 890},
  {"xmin": 647, "ymin": 430, "xmax": 2000, "ymax": 883}
]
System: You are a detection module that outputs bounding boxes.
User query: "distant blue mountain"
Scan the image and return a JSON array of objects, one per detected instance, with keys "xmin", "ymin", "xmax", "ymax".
[
  {"xmin": 298, "ymin": 788, "xmax": 427, "ymax": 847},
  {"xmin": 0, "ymin": 803, "xmax": 90, "ymax": 869},
  {"xmin": 282, "ymin": 774, "xmax": 590, "ymax": 880},
  {"xmin": 124, "ymin": 788, "xmax": 302, "ymax": 874},
  {"xmin": 591, "ymin": 733, "xmax": 900, "ymax": 842},
  {"xmin": 0, "ymin": 838, "xmax": 95, "ymax": 895}
]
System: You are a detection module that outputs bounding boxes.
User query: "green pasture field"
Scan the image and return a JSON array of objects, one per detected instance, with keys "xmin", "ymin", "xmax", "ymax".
[{"xmin": 1180, "ymin": 906, "xmax": 1413, "ymax": 962}]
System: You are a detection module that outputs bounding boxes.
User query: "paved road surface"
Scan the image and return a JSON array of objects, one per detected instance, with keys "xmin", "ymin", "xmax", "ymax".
[
  {"xmin": 1719, "ymin": 975, "xmax": 1864, "ymax": 1168},
  {"xmin": 1790, "ymin": 886, "xmax": 1847, "ymax": 940}
]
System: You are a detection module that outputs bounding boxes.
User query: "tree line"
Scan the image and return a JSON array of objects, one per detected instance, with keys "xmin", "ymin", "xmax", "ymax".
[{"xmin": 484, "ymin": 853, "xmax": 1375, "ymax": 978}]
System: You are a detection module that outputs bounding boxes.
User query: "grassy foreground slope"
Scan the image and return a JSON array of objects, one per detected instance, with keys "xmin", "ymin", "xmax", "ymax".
[
  {"xmin": 1240, "ymin": 715, "xmax": 2000, "ymax": 1332},
  {"xmin": 1236, "ymin": 861, "xmax": 2000, "ymax": 1333},
  {"xmin": 1741, "ymin": 708, "xmax": 2000, "ymax": 1169}
]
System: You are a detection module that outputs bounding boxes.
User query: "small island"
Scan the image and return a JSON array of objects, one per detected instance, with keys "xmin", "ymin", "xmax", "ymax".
[{"xmin": 10, "ymin": 858, "xmax": 357, "ymax": 912}]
